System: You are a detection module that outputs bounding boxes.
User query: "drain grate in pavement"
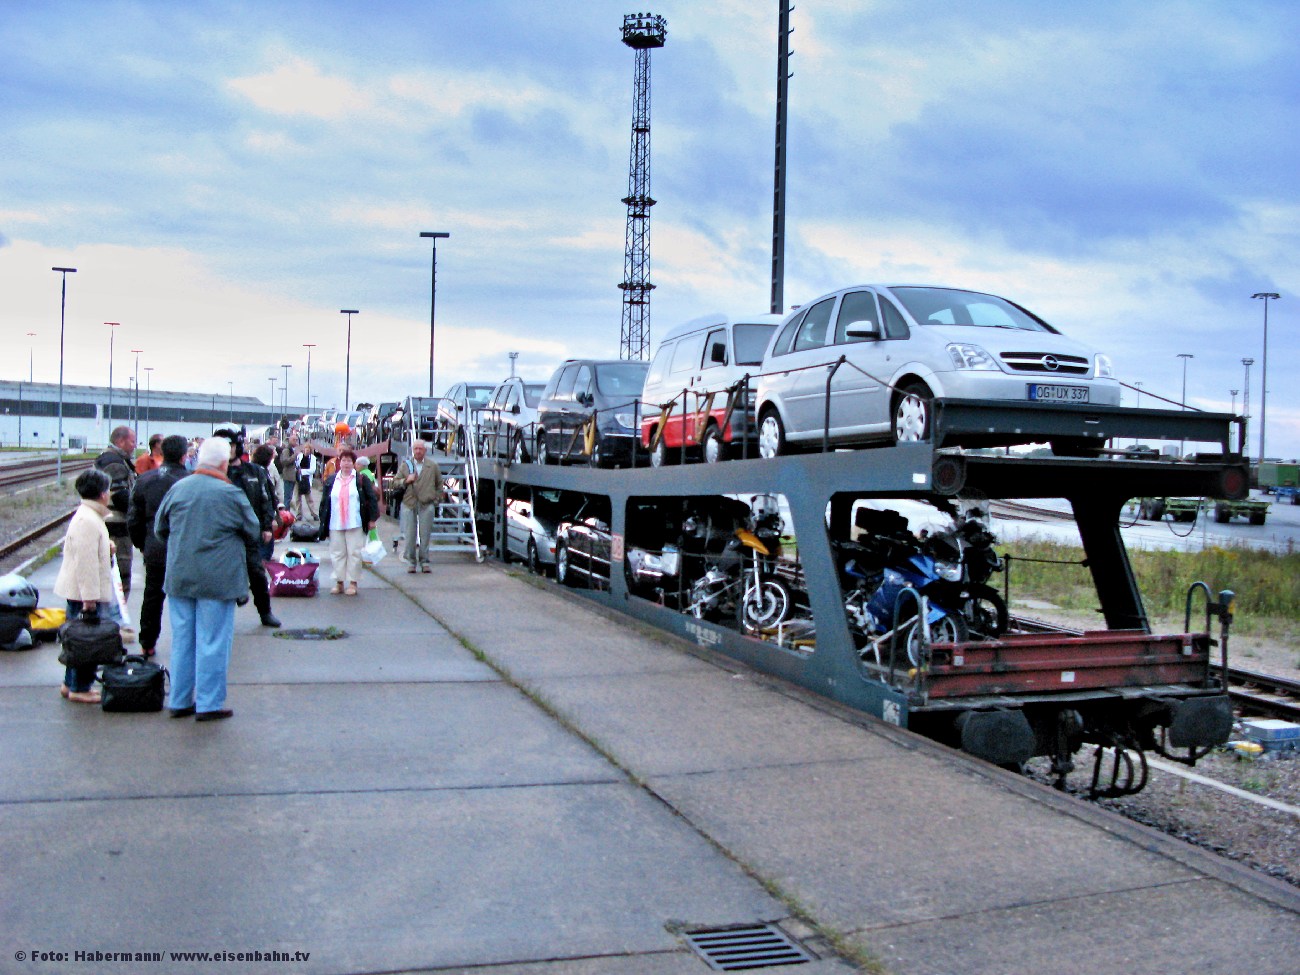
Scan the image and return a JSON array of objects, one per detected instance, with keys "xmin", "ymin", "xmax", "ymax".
[
  {"xmin": 272, "ymin": 627, "xmax": 348, "ymax": 641},
  {"xmin": 683, "ymin": 923, "xmax": 815, "ymax": 970}
]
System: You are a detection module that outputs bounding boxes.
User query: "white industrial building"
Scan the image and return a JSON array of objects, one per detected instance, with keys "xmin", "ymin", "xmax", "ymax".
[{"xmin": 0, "ymin": 380, "xmax": 308, "ymax": 450}]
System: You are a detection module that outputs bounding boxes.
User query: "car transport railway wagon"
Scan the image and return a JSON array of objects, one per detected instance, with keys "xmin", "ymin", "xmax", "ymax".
[{"xmin": 480, "ymin": 403, "xmax": 1246, "ymax": 797}]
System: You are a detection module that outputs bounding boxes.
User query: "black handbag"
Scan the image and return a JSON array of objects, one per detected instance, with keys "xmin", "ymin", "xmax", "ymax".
[
  {"xmin": 99, "ymin": 655, "xmax": 168, "ymax": 712},
  {"xmin": 58, "ymin": 614, "xmax": 125, "ymax": 668}
]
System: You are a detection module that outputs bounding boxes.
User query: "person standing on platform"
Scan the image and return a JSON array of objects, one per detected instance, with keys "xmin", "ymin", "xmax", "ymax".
[
  {"xmin": 213, "ymin": 428, "xmax": 281, "ymax": 628},
  {"xmin": 95, "ymin": 426, "xmax": 138, "ymax": 597},
  {"xmin": 155, "ymin": 436, "xmax": 260, "ymax": 721},
  {"xmin": 317, "ymin": 447, "xmax": 378, "ymax": 596},
  {"xmin": 134, "ymin": 434, "xmax": 163, "ymax": 474},
  {"xmin": 54, "ymin": 468, "xmax": 126, "ymax": 705},
  {"xmin": 295, "ymin": 444, "xmax": 318, "ymax": 520},
  {"xmin": 395, "ymin": 439, "xmax": 442, "ymax": 574},
  {"xmin": 127, "ymin": 434, "xmax": 190, "ymax": 659},
  {"xmin": 277, "ymin": 435, "xmax": 300, "ymax": 511}
]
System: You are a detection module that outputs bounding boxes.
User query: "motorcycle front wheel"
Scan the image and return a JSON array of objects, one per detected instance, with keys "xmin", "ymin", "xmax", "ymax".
[
  {"xmin": 903, "ymin": 613, "xmax": 968, "ymax": 666},
  {"xmin": 738, "ymin": 577, "xmax": 794, "ymax": 633}
]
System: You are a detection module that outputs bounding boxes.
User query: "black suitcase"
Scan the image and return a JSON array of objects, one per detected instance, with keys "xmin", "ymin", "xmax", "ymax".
[
  {"xmin": 290, "ymin": 519, "xmax": 321, "ymax": 542},
  {"xmin": 99, "ymin": 655, "xmax": 168, "ymax": 712}
]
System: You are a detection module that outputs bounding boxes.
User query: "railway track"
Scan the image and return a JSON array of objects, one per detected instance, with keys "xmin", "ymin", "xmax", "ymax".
[
  {"xmin": 0, "ymin": 457, "xmax": 94, "ymax": 491},
  {"xmin": 1228, "ymin": 666, "xmax": 1300, "ymax": 722},
  {"xmin": 0, "ymin": 509, "xmax": 75, "ymax": 563}
]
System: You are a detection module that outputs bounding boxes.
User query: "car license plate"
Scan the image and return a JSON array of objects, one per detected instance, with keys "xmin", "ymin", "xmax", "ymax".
[{"xmin": 1028, "ymin": 383, "xmax": 1089, "ymax": 403}]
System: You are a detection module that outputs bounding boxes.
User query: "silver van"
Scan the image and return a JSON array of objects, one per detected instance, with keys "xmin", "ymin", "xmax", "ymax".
[
  {"xmin": 755, "ymin": 285, "xmax": 1119, "ymax": 455},
  {"xmin": 640, "ymin": 314, "xmax": 783, "ymax": 465}
]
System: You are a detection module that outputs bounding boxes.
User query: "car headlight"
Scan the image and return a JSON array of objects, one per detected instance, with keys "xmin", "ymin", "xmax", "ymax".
[
  {"xmin": 945, "ymin": 343, "xmax": 998, "ymax": 370},
  {"xmin": 1094, "ymin": 354, "xmax": 1114, "ymax": 378},
  {"xmin": 613, "ymin": 412, "xmax": 638, "ymax": 430}
]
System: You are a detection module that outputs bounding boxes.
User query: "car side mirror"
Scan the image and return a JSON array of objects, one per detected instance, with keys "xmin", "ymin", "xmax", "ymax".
[
  {"xmin": 511, "ymin": 403, "xmax": 521, "ymax": 414},
  {"xmin": 845, "ymin": 324, "xmax": 881, "ymax": 341},
  {"xmin": 578, "ymin": 391, "xmax": 593, "ymax": 406},
  {"xmin": 710, "ymin": 342, "xmax": 727, "ymax": 364}
]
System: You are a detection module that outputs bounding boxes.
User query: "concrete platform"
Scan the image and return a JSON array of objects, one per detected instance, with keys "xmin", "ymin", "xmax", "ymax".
[{"xmin": 2, "ymin": 532, "xmax": 1297, "ymax": 974}]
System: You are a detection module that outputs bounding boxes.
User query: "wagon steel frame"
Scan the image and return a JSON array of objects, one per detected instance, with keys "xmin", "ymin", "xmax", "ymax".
[{"xmin": 483, "ymin": 400, "xmax": 1246, "ymax": 770}]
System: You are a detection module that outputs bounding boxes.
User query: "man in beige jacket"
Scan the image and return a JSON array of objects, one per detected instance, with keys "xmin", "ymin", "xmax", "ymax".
[{"xmin": 395, "ymin": 439, "xmax": 442, "ymax": 573}]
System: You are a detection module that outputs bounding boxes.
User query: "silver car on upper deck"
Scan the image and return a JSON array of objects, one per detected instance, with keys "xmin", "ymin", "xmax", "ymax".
[{"xmin": 755, "ymin": 285, "xmax": 1119, "ymax": 456}]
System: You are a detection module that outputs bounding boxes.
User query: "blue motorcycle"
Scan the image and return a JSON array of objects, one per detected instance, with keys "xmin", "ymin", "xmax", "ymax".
[{"xmin": 842, "ymin": 544, "xmax": 968, "ymax": 667}]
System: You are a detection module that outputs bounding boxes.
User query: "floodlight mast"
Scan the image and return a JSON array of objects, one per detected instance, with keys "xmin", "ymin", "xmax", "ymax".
[{"xmin": 618, "ymin": 12, "xmax": 667, "ymax": 362}]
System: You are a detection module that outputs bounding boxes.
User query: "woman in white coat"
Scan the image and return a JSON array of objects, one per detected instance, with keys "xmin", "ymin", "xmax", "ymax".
[{"xmin": 53, "ymin": 468, "xmax": 125, "ymax": 704}]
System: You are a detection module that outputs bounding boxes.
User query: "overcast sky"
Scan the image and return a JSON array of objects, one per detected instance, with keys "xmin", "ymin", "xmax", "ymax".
[{"xmin": 3, "ymin": 0, "xmax": 1296, "ymax": 457}]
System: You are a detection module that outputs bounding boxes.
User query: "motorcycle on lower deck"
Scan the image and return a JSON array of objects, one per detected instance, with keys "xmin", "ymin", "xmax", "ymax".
[
  {"xmin": 837, "ymin": 504, "xmax": 1009, "ymax": 667},
  {"xmin": 683, "ymin": 503, "xmax": 794, "ymax": 634}
]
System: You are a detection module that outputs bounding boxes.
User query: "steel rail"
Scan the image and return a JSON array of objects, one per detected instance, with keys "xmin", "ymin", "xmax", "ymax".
[
  {"xmin": 0, "ymin": 508, "xmax": 75, "ymax": 563},
  {"xmin": 1227, "ymin": 666, "xmax": 1300, "ymax": 722}
]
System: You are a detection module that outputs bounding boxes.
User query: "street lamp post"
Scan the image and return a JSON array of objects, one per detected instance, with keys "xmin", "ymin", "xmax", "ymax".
[
  {"xmin": 20, "ymin": 332, "xmax": 35, "ymax": 448},
  {"xmin": 1230, "ymin": 389, "xmax": 1238, "ymax": 414},
  {"xmin": 303, "ymin": 343, "xmax": 316, "ymax": 421},
  {"xmin": 1241, "ymin": 358, "xmax": 1254, "ymax": 456},
  {"xmin": 340, "ymin": 310, "xmax": 359, "ymax": 408},
  {"xmin": 509, "ymin": 351, "xmax": 518, "ymax": 377},
  {"xmin": 281, "ymin": 364, "xmax": 292, "ymax": 428},
  {"xmin": 1251, "ymin": 292, "xmax": 1280, "ymax": 465},
  {"xmin": 1177, "ymin": 353, "xmax": 1194, "ymax": 457},
  {"xmin": 51, "ymin": 267, "xmax": 77, "ymax": 484},
  {"xmin": 269, "ymin": 377, "xmax": 277, "ymax": 423},
  {"xmin": 129, "ymin": 349, "xmax": 143, "ymax": 433},
  {"xmin": 1132, "ymin": 381, "xmax": 1144, "ymax": 446},
  {"xmin": 143, "ymin": 366, "xmax": 154, "ymax": 442},
  {"xmin": 228, "ymin": 381, "xmax": 234, "ymax": 422},
  {"xmin": 419, "ymin": 231, "xmax": 450, "ymax": 397},
  {"xmin": 104, "ymin": 322, "xmax": 120, "ymax": 432}
]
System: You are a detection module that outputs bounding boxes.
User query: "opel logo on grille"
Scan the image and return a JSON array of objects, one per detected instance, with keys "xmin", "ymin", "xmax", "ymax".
[{"xmin": 1041, "ymin": 355, "xmax": 1060, "ymax": 371}]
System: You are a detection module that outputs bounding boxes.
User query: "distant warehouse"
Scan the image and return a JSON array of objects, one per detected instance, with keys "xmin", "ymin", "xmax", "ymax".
[{"xmin": 0, "ymin": 380, "xmax": 304, "ymax": 450}]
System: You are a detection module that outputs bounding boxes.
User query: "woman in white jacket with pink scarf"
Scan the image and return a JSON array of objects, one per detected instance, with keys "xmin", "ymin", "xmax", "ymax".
[{"xmin": 53, "ymin": 468, "xmax": 125, "ymax": 704}]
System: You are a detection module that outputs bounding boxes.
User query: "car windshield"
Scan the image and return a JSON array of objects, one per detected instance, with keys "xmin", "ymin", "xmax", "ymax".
[
  {"xmin": 523, "ymin": 383, "xmax": 544, "ymax": 408},
  {"xmin": 595, "ymin": 362, "xmax": 650, "ymax": 397},
  {"xmin": 889, "ymin": 287, "xmax": 1054, "ymax": 333},
  {"xmin": 733, "ymin": 323, "xmax": 778, "ymax": 365},
  {"xmin": 467, "ymin": 385, "xmax": 495, "ymax": 407}
]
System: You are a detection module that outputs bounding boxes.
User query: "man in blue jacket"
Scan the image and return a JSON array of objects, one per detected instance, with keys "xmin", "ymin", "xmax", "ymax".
[{"xmin": 154, "ymin": 435, "xmax": 260, "ymax": 721}]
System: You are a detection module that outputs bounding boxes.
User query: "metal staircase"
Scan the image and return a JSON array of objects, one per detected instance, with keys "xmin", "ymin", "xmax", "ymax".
[{"xmin": 425, "ymin": 419, "xmax": 483, "ymax": 559}]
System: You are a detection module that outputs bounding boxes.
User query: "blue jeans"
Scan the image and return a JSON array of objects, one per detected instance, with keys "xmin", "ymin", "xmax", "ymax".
[
  {"xmin": 167, "ymin": 597, "xmax": 236, "ymax": 713},
  {"xmin": 64, "ymin": 598, "xmax": 124, "ymax": 692},
  {"xmin": 282, "ymin": 477, "xmax": 296, "ymax": 508}
]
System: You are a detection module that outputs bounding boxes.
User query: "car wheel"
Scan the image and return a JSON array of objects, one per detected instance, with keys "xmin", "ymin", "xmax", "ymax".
[
  {"xmin": 555, "ymin": 541, "xmax": 575, "ymax": 587},
  {"xmin": 758, "ymin": 410, "xmax": 786, "ymax": 459},
  {"xmin": 513, "ymin": 433, "xmax": 530, "ymax": 464},
  {"xmin": 702, "ymin": 424, "xmax": 727, "ymax": 464},
  {"xmin": 535, "ymin": 432, "xmax": 551, "ymax": 465},
  {"xmin": 650, "ymin": 432, "xmax": 671, "ymax": 468},
  {"xmin": 527, "ymin": 539, "xmax": 542, "ymax": 575},
  {"xmin": 892, "ymin": 383, "xmax": 933, "ymax": 443},
  {"xmin": 588, "ymin": 436, "xmax": 605, "ymax": 469},
  {"xmin": 455, "ymin": 426, "xmax": 467, "ymax": 457}
]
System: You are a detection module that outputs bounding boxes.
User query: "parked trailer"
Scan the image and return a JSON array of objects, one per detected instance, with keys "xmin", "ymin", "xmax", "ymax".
[
  {"xmin": 1138, "ymin": 496, "xmax": 1269, "ymax": 524},
  {"xmin": 479, "ymin": 399, "xmax": 1246, "ymax": 796},
  {"xmin": 1258, "ymin": 461, "xmax": 1300, "ymax": 506}
]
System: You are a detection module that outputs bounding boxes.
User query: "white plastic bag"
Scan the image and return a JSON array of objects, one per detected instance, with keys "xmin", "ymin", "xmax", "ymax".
[{"xmin": 361, "ymin": 530, "xmax": 387, "ymax": 566}]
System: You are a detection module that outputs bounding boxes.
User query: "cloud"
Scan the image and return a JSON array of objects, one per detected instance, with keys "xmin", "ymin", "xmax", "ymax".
[{"xmin": 227, "ymin": 56, "xmax": 370, "ymax": 119}]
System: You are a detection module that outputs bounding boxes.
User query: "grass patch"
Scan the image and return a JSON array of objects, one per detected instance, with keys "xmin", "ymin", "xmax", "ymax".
[{"xmin": 1002, "ymin": 538, "xmax": 1300, "ymax": 636}]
